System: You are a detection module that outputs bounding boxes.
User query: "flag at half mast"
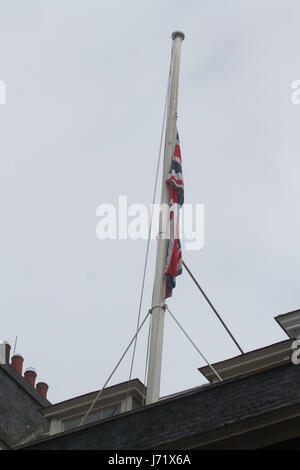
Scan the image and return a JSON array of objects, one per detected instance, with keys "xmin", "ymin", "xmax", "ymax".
[{"xmin": 165, "ymin": 130, "xmax": 184, "ymax": 298}]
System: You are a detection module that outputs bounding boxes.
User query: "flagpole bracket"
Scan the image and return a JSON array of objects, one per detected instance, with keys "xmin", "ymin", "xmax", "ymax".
[{"xmin": 149, "ymin": 304, "xmax": 167, "ymax": 314}]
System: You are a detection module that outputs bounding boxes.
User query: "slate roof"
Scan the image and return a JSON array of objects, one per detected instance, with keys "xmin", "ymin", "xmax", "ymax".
[
  {"xmin": 20, "ymin": 361, "xmax": 300, "ymax": 450},
  {"xmin": 0, "ymin": 364, "xmax": 51, "ymax": 447}
]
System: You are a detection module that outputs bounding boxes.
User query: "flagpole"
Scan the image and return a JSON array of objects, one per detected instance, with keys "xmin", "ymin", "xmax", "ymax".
[{"xmin": 146, "ymin": 31, "xmax": 185, "ymax": 405}]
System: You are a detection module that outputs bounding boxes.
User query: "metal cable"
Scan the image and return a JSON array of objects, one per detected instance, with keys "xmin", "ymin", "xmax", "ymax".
[
  {"xmin": 126, "ymin": 45, "xmax": 174, "ymax": 391},
  {"xmin": 165, "ymin": 304, "xmax": 223, "ymax": 382},
  {"xmin": 80, "ymin": 44, "xmax": 174, "ymax": 427},
  {"xmin": 182, "ymin": 260, "xmax": 244, "ymax": 354},
  {"xmin": 79, "ymin": 311, "xmax": 150, "ymax": 427}
]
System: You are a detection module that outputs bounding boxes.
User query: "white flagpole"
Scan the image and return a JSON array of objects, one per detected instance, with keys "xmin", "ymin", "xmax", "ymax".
[{"xmin": 146, "ymin": 31, "xmax": 185, "ymax": 405}]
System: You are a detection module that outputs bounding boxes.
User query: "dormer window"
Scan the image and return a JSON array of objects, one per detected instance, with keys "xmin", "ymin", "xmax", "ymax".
[
  {"xmin": 41, "ymin": 379, "xmax": 146, "ymax": 436},
  {"xmin": 62, "ymin": 403, "xmax": 121, "ymax": 431}
]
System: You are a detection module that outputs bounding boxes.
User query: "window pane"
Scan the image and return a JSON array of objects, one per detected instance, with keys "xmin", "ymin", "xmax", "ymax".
[
  {"xmin": 84, "ymin": 410, "xmax": 101, "ymax": 424},
  {"xmin": 63, "ymin": 416, "xmax": 82, "ymax": 431},
  {"xmin": 62, "ymin": 403, "xmax": 121, "ymax": 431},
  {"xmin": 102, "ymin": 404, "xmax": 121, "ymax": 419}
]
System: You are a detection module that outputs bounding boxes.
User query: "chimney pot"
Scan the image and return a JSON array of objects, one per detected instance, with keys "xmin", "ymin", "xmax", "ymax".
[
  {"xmin": 24, "ymin": 367, "xmax": 37, "ymax": 387},
  {"xmin": 36, "ymin": 382, "xmax": 49, "ymax": 398},
  {"xmin": 0, "ymin": 341, "xmax": 11, "ymax": 364},
  {"xmin": 11, "ymin": 354, "xmax": 24, "ymax": 375}
]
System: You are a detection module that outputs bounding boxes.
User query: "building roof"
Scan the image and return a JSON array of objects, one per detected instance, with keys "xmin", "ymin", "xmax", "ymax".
[
  {"xmin": 1, "ymin": 364, "xmax": 50, "ymax": 408},
  {"xmin": 198, "ymin": 338, "xmax": 293, "ymax": 383},
  {"xmin": 16, "ymin": 309, "xmax": 300, "ymax": 449},
  {"xmin": 41, "ymin": 378, "xmax": 145, "ymax": 419},
  {"xmin": 0, "ymin": 364, "xmax": 50, "ymax": 447},
  {"xmin": 21, "ymin": 356, "xmax": 300, "ymax": 450},
  {"xmin": 275, "ymin": 308, "xmax": 300, "ymax": 339}
]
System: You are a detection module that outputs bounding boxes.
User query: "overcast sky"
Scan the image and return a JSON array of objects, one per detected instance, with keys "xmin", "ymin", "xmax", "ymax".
[{"xmin": 1, "ymin": 0, "xmax": 300, "ymax": 404}]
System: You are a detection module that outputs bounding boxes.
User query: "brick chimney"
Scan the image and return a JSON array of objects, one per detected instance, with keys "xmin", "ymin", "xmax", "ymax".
[
  {"xmin": 0, "ymin": 341, "xmax": 11, "ymax": 364},
  {"xmin": 11, "ymin": 354, "xmax": 24, "ymax": 375},
  {"xmin": 24, "ymin": 367, "xmax": 37, "ymax": 387},
  {"xmin": 36, "ymin": 382, "xmax": 49, "ymax": 398}
]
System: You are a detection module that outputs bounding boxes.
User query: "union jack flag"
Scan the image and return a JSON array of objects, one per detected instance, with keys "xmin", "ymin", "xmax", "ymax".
[{"xmin": 165, "ymin": 131, "xmax": 184, "ymax": 299}]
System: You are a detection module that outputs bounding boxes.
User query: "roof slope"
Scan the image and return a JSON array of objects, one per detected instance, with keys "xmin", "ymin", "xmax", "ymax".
[{"xmin": 0, "ymin": 365, "xmax": 50, "ymax": 447}]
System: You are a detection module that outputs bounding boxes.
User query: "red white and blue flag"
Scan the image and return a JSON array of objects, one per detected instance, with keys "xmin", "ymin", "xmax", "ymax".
[{"xmin": 165, "ymin": 130, "xmax": 184, "ymax": 299}]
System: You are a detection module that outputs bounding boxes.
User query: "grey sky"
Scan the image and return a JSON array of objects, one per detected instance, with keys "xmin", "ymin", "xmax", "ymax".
[{"xmin": 0, "ymin": 0, "xmax": 300, "ymax": 403}]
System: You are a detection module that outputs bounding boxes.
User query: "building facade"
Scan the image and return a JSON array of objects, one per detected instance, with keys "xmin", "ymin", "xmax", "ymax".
[{"xmin": 1, "ymin": 309, "xmax": 300, "ymax": 449}]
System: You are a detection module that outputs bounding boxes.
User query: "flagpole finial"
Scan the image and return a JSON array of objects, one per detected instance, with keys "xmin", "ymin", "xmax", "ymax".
[{"xmin": 172, "ymin": 31, "xmax": 185, "ymax": 41}]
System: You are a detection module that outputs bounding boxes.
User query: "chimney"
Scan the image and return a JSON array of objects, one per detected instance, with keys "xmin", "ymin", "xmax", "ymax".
[
  {"xmin": 24, "ymin": 367, "xmax": 37, "ymax": 387},
  {"xmin": 0, "ymin": 341, "xmax": 11, "ymax": 364},
  {"xmin": 36, "ymin": 382, "xmax": 48, "ymax": 398},
  {"xmin": 11, "ymin": 354, "xmax": 24, "ymax": 375}
]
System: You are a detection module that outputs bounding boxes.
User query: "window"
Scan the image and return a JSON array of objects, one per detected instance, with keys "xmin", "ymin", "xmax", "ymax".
[{"xmin": 62, "ymin": 403, "xmax": 121, "ymax": 432}]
